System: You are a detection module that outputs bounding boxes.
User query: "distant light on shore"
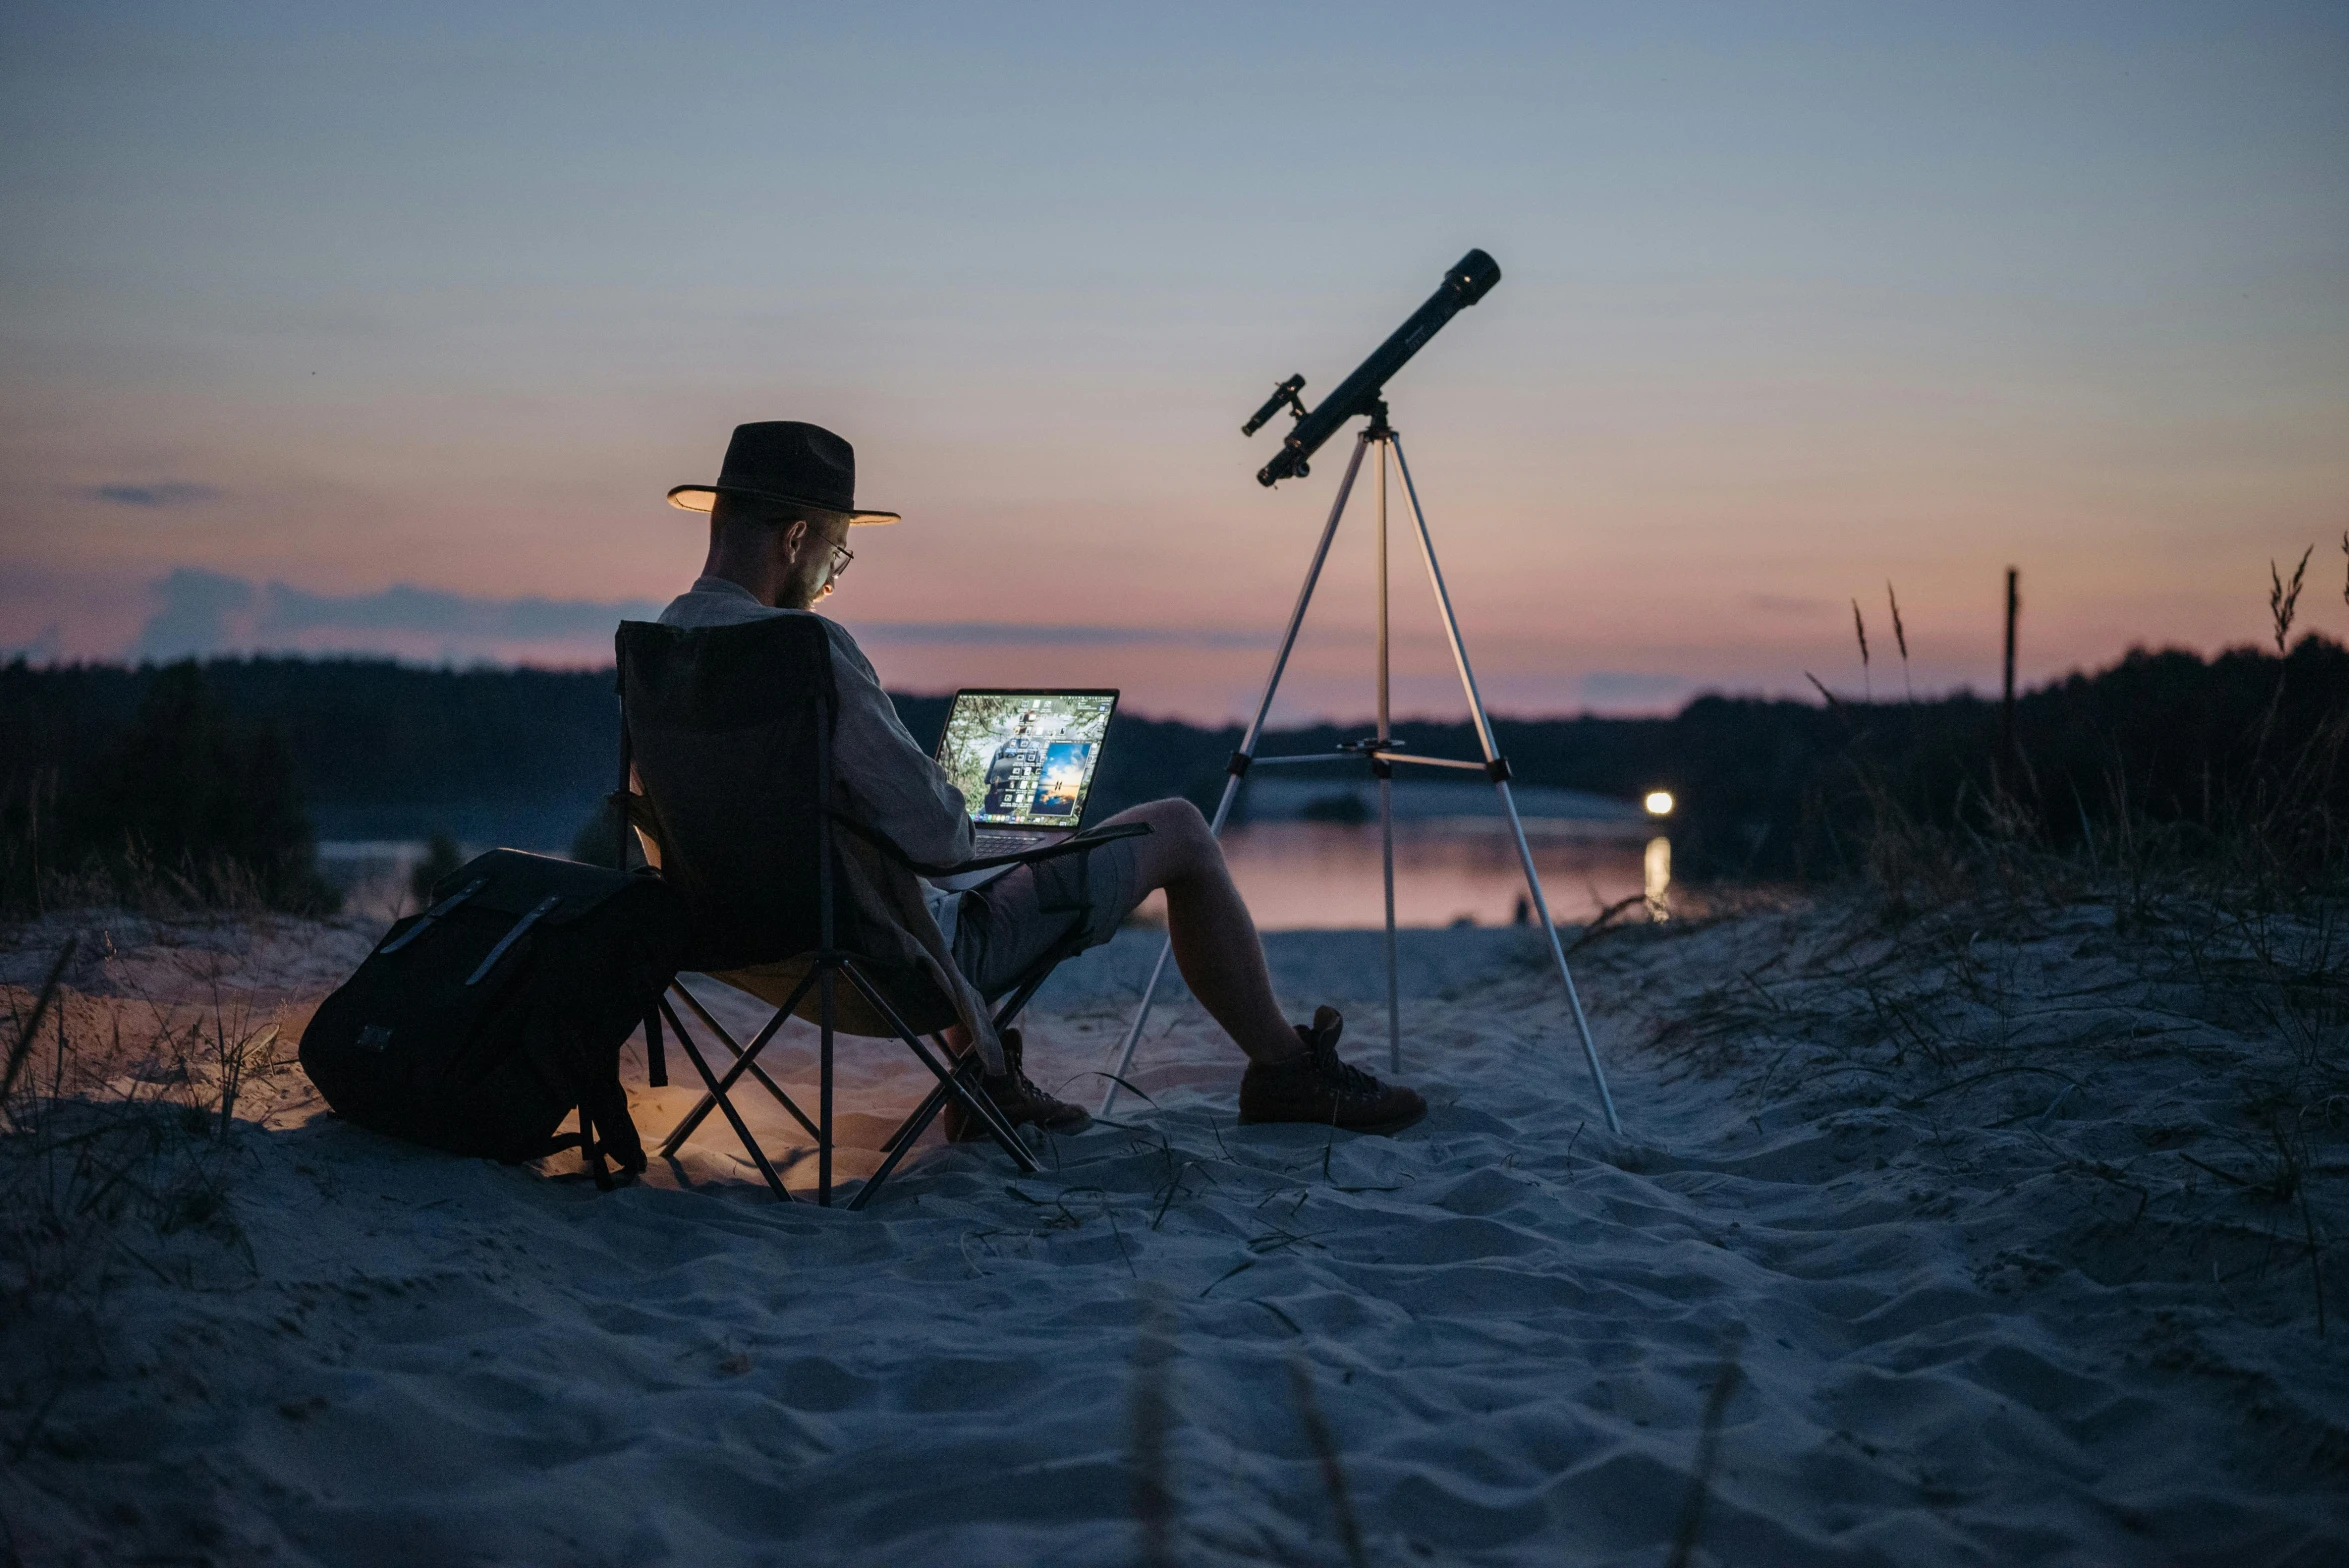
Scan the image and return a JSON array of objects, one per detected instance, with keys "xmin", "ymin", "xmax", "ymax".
[{"xmin": 1644, "ymin": 790, "xmax": 1675, "ymax": 817}]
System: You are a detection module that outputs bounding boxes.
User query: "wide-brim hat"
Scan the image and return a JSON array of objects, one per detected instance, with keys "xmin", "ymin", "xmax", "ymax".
[{"xmin": 667, "ymin": 420, "xmax": 899, "ymax": 525}]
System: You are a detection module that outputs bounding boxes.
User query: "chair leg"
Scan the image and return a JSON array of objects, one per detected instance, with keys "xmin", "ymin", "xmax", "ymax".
[
  {"xmin": 660, "ymin": 957, "xmax": 1054, "ymax": 1210},
  {"xmin": 837, "ymin": 961, "xmax": 1040, "ymax": 1177},
  {"xmin": 851, "ymin": 1090, "xmax": 951, "ymax": 1210},
  {"xmin": 879, "ymin": 1081, "xmax": 947, "ymax": 1157},
  {"xmin": 857, "ymin": 1049, "xmax": 996, "ymax": 1211},
  {"xmin": 657, "ymin": 992, "xmax": 817, "ymax": 1157},
  {"xmin": 878, "ymin": 1037, "xmax": 973, "ymax": 1155},
  {"xmin": 986, "ymin": 918, "xmax": 1091, "ymax": 1036},
  {"xmin": 666, "ymin": 1013, "xmax": 794, "ymax": 1202},
  {"xmin": 990, "ymin": 971, "xmax": 1053, "ymax": 1034},
  {"xmin": 819, "ymin": 965, "xmax": 835, "ymax": 1207},
  {"xmin": 663, "ymin": 978, "xmax": 820, "ymax": 1147},
  {"xmin": 875, "ymin": 983, "xmax": 1072, "ymax": 1160},
  {"xmin": 677, "ymin": 988, "xmax": 821, "ymax": 1138}
]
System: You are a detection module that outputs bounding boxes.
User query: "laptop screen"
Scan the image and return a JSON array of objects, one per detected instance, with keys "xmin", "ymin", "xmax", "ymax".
[{"xmin": 934, "ymin": 689, "xmax": 1119, "ymax": 829}]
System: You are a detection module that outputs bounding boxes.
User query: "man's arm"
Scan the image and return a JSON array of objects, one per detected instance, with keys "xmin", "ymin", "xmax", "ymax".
[{"xmin": 822, "ymin": 621, "xmax": 975, "ymax": 868}]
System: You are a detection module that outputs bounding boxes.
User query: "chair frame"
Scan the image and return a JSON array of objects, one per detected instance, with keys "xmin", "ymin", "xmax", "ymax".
[
  {"xmin": 616, "ymin": 630, "xmax": 1136, "ymax": 1209},
  {"xmin": 651, "ymin": 924, "xmax": 1086, "ymax": 1209}
]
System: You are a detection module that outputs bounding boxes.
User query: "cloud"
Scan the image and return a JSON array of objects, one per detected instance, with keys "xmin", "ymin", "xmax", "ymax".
[
  {"xmin": 133, "ymin": 568, "xmax": 257, "ymax": 662},
  {"xmin": 85, "ymin": 482, "xmax": 222, "ymax": 509},
  {"xmin": 129, "ymin": 570, "xmax": 660, "ymax": 666},
  {"xmin": 117, "ymin": 571, "xmax": 1282, "ymax": 667},
  {"xmin": 846, "ymin": 620, "xmax": 1273, "ymax": 649},
  {"xmin": 257, "ymin": 581, "xmax": 665, "ymax": 642}
]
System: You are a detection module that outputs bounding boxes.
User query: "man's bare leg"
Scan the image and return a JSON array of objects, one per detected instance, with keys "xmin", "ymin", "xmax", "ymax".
[
  {"xmin": 1102, "ymin": 797, "xmax": 1423, "ymax": 1133},
  {"xmin": 943, "ymin": 796, "xmax": 1424, "ymax": 1137},
  {"xmin": 1100, "ymin": 799, "xmax": 1303, "ymax": 1065},
  {"xmin": 941, "ymin": 799, "xmax": 1300, "ymax": 1066}
]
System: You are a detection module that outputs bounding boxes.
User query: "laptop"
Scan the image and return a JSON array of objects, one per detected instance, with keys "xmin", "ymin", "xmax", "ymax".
[{"xmin": 930, "ymin": 688, "xmax": 1119, "ymax": 888}]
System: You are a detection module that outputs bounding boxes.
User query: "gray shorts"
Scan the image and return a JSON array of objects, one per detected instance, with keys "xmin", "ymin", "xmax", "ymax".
[{"xmin": 950, "ymin": 832, "xmax": 1145, "ymax": 1000}]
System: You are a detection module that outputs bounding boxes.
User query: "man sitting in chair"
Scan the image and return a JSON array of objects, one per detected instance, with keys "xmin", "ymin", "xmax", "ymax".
[{"xmin": 656, "ymin": 422, "xmax": 1426, "ymax": 1139}]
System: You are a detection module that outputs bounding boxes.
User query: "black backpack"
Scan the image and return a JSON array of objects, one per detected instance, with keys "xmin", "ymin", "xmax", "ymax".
[{"xmin": 300, "ymin": 849, "xmax": 686, "ymax": 1186}]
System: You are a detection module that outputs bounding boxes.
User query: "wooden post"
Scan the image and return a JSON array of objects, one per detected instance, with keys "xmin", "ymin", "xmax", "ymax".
[{"xmin": 2000, "ymin": 566, "xmax": 2019, "ymax": 770}]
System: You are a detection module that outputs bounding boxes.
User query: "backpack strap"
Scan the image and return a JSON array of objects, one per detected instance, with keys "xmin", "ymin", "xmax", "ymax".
[
  {"xmin": 376, "ymin": 876, "xmax": 488, "ymax": 955},
  {"xmin": 577, "ymin": 1103, "xmax": 612, "ymax": 1190},
  {"xmin": 577, "ymin": 1074, "xmax": 646, "ymax": 1187},
  {"xmin": 642, "ymin": 1002, "xmax": 667, "ymax": 1091},
  {"xmin": 496, "ymin": 1067, "xmax": 648, "ymax": 1188},
  {"xmin": 615, "ymin": 691, "xmax": 668, "ymax": 1089},
  {"xmin": 465, "ymin": 894, "xmax": 562, "ymax": 986}
]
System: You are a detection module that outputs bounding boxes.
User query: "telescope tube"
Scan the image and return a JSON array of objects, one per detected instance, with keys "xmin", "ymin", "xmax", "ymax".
[{"xmin": 1257, "ymin": 248, "xmax": 1500, "ymax": 486}]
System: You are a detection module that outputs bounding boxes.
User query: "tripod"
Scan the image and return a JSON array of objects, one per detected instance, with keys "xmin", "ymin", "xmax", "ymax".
[{"xmin": 1097, "ymin": 402, "xmax": 1623, "ymax": 1134}]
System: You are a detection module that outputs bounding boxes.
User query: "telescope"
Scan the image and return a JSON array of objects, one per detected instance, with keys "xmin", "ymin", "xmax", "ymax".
[
  {"xmin": 1244, "ymin": 248, "xmax": 1500, "ymax": 486},
  {"xmin": 1106, "ymin": 240, "xmax": 1625, "ymax": 1137}
]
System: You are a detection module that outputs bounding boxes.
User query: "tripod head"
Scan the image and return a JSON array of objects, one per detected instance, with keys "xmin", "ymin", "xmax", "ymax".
[{"xmin": 1243, "ymin": 249, "xmax": 1500, "ymax": 487}]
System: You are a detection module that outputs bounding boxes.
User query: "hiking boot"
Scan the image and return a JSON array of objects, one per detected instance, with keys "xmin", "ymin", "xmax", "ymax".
[
  {"xmin": 944, "ymin": 1028, "xmax": 1091, "ymax": 1141},
  {"xmin": 1237, "ymin": 1007, "xmax": 1426, "ymax": 1135}
]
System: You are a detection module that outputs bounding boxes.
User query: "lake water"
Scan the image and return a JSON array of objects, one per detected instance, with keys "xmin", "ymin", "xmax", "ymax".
[
  {"xmin": 1205, "ymin": 819, "xmax": 1664, "ymax": 930},
  {"xmin": 321, "ymin": 817, "xmax": 1671, "ymax": 932}
]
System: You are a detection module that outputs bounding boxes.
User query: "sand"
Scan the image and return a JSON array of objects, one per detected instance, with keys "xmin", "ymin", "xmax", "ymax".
[{"xmin": 3, "ymin": 893, "xmax": 2344, "ymax": 1565}]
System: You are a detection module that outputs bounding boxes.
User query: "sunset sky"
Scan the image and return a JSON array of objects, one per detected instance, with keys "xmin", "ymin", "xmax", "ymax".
[{"xmin": 4, "ymin": 2, "xmax": 2344, "ymax": 721}]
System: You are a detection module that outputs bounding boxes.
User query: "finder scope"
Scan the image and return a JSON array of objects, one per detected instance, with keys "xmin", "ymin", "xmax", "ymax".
[{"xmin": 1245, "ymin": 248, "xmax": 1500, "ymax": 487}]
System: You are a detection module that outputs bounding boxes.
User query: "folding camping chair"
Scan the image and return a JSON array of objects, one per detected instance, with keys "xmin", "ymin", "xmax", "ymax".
[{"xmin": 613, "ymin": 615, "xmax": 1145, "ymax": 1209}]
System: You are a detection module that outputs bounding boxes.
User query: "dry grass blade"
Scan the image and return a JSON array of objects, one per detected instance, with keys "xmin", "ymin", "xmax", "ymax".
[
  {"xmin": 1664, "ymin": 1356, "xmax": 1741, "ymax": 1568},
  {"xmin": 1562, "ymin": 892, "xmax": 1648, "ymax": 957},
  {"xmin": 1851, "ymin": 598, "xmax": 1872, "ymax": 702},
  {"xmin": 2270, "ymin": 545, "xmax": 2311, "ymax": 655},
  {"xmin": 2, "ymin": 937, "xmax": 77, "ymax": 1109},
  {"xmin": 1887, "ymin": 581, "xmax": 1914, "ymax": 702},
  {"xmin": 2298, "ymin": 1180, "xmax": 2326, "ymax": 1338},
  {"xmin": 1287, "ymin": 1355, "xmax": 1369, "ymax": 1568},
  {"xmin": 1130, "ymin": 1300, "xmax": 1178, "ymax": 1568}
]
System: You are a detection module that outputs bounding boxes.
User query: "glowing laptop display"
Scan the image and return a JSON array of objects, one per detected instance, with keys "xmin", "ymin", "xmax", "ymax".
[{"xmin": 934, "ymin": 689, "xmax": 1118, "ymax": 835}]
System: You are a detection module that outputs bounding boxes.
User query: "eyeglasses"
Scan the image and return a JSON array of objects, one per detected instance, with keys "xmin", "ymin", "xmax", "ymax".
[{"xmin": 825, "ymin": 542, "xmax": 854, "ymax": 581}]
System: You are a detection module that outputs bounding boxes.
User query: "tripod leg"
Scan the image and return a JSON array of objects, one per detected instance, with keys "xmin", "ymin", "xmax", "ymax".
[
  {"xmin": 1097, "ymin": 429, "xmax": 1376, "ymax": 1118},
  {"xmin": 1493, "ymin": 779, "xmax": 1621, "ymax": 1133},
  {"xmin": 1380, "ymin": 770, "xmax": 1399, "ymax": 1073},
  {"xmin": 1390, "ymin": 436, "xmax": 1624, "ymax": 1135},
  {"xmin": 1375, "ymin": 436, "xmax": 1400, "ymax": 1075}
]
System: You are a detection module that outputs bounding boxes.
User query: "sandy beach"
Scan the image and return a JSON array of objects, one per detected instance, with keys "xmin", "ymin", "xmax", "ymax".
[{"xmin": 4, "ymin": 892, "xmax": 2343, "ymax": 1565}]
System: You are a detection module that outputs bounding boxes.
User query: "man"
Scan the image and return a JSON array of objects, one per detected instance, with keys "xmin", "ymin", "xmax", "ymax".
[{"xmin": 657, "ymin": 421, "xmax": 1425, "ymax": 1138}]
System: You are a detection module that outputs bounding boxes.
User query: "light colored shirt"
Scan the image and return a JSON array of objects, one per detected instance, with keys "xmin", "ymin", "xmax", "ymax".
[{"xmin": 654, "ymin": 576, "xmax": 972, "ymax": 942}]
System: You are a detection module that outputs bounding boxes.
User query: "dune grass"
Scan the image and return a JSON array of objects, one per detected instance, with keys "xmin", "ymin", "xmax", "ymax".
[{"xmin": 1, "ymin": 932, "xmax": 292, "ymax": 1462}]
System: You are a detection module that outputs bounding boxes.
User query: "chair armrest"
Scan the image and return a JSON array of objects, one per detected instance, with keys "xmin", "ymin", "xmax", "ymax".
[{"xmin": 832, "ymin": 814, "xmax": 1152, "ymax": 876}]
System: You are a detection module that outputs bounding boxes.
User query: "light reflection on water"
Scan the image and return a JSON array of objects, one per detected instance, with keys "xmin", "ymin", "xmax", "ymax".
[
  {"xmin": 323, "ymin": 823, "xmax": 1675, "ymax": 934},
  {"xmin": 1168, "ymin": 821, "xmax": 1668, "ymax": 931}
]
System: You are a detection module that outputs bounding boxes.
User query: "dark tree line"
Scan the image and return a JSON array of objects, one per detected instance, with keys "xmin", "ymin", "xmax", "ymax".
[
  {"xmin": 6, "ymin": 634, "xmax": 2342, "ymax": 912},
  {"xmin": 1, "ymin": 662, "xmax": 332, "ymax": 911}
]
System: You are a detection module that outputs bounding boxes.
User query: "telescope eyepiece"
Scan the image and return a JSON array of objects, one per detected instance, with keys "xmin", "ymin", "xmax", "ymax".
[{"xmin": 1242, "ymin": 374, "xmax": 1307, "ymax": 438}]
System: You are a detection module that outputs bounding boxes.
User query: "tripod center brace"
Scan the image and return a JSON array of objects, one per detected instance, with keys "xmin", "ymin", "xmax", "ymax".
[{"xmin": 1097, "ymin": 250, "xmax": 1624, "ymax": 1135}]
